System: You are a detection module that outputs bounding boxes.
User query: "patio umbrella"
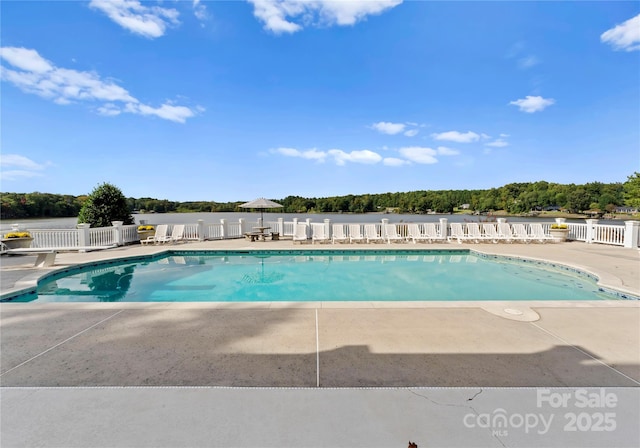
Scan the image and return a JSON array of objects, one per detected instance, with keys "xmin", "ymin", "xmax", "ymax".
[{"xmin": 239, "ymin": 197, "xmax": 283, "ymax": 226}]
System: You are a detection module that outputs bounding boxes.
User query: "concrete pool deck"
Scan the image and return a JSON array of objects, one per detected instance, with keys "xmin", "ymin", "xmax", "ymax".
[{"xmin": 1, "ymin": 240, "xmax": 639, "ymax": 447}]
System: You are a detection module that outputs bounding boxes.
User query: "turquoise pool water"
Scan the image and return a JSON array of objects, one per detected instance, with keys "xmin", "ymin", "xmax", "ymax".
[{"xmin": 5, "ymin": 250, "xmax": 627, "ymax": 303}]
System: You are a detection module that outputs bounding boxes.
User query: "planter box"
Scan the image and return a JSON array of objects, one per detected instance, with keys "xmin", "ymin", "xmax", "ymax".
[
  {"xmin": 1, "ymin": 237, "xmax": 34, "ymax": 249},
  {"xmin": 137, "ymin": 230, "xmax": 155, "ymax": 242},
  {"xmin": 549, "ymin": 228, "xmax": 569, "ymax": 242}
]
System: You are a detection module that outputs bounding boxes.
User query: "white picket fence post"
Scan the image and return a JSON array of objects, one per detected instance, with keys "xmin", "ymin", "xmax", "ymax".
[
  {"xmin": 624, "ymin": 220, "xmax": 639, "ymax": 248},
  {"xmin": 77, "ymin": 223, "xmax": 90, "ymax": 247},
  {"xmin": 111, "ymin": 221, "xmax": 123, "ymax": 246},
  {"xmin": 220, "ymin": 219, "xmax": 228, "ymax": 239},
  {"xmin": 585, "ymin": 219, "xmax": 598, "ymax": 244},
  {"xmin": 439, "ymin": 218, "xmax": 448, "ymax": 238},
  {"xmin": 324, "ymin": 219, "xmax": 331, "ymax": 239},
  {"xmin": 197, "ymin": 219, "xmax": 205, "ymax": 241}
]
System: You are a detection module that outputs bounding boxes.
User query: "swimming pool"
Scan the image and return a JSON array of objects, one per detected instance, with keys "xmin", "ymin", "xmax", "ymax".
[{"xmin": 4, "ymin": 250, "xmax": 632, "ymax": 303}]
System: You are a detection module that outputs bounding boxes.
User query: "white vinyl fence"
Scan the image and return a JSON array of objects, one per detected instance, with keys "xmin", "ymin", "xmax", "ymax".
[{"xmin": 5, "ymin": 218, "xmax": 640, "ymax": 250}]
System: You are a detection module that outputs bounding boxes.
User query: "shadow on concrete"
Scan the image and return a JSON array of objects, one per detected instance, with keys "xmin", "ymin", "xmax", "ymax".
[
  {"xmin": 1, "ymin": 307, "xmax": 637, "ymax": 387},
  {"xmin": 318, "ymin": 344, "xmax": 639, "ymax": 387},
  {"xmin": 0, "ymin": 308, "xmax": 313, "ymax": 386}
]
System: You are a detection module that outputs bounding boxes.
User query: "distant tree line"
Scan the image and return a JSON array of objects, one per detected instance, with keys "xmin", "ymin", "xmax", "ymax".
[
  {"xmin": 2, "ymin": 174, "xmax": 639, "ymax": 220},
  {"xmin": 0, "ymin": 192, "xmax": 84, "ymax": 219},
  {"xmin": 277, "ymin": 180, "xmax": 627, "ymax": 214}
]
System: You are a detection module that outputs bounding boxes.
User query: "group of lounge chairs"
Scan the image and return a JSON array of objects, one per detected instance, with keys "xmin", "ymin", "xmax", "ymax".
[
  {"xmin": 140, "ymin": 224, "xmax": 186, "ymax": 245},
  {"xmin": 140, "ymin": 222, "xmax": 558, "ymax": 245},
  {"xmin": 293, "ymin": 222, "xmax": 558, "ymax": 244},
  {"xmin": 296, "ymin": 223, "xmax": 410, "ymax": 244},
  {"xmin": 447, "ymin": 222, "xmax": 555, "ymax": 244}
]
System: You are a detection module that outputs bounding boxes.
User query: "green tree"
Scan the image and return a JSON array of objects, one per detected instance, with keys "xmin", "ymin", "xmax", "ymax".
[
  {"xmin": 623, "ymin": 172, "xmax": 640, "ymax": 208},
  {"xmin": 565, "ymin": 187, "xmax": 591, "ymax": 213},
  {"xmin": 77, "ymin": 183, "xmax": 134, "ymax": 227}
]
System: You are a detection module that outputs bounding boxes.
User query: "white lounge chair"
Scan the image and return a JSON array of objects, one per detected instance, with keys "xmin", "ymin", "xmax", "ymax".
[
  {"xmin": 348, "ymin": 224, "xmax": 365, "ymax": 243},
  {"xmin": 141, "ymin": 224, "xmax": 169, "ymax": 245},
  {"xmin": 383, "ymin": 224, "xmax": 404, "ymax": 244},
  {"xmin": 511, "ymin": 223, "xmax": 531, "ymax": 243},
  {"xmin": 407, "ymin": 223, "xmax": 430, "ymax": 243},
  {"xmin": 331, "ymin": 224, "xmax": 349, "ymax": 244},
  {"xmin": 482, "ymin": 223, "xmax": 502, "ymax": 243},
  {"xmin": 424, "ymin": 223, "xmax": 443, "ymax": 242},
  {"xmin": 448, "ymin": 223, "xmax": 465, "ymax": 244},
  {"xmin": 364, "ymin": 224, "xmax": 384, "ymax": 243},
  {"xmin": 168, "ymin": 224, "xmax": 185, "ymax": 244},
  {"xmin": 465, "ymin": 223, "xmax": 486, "ymax": 243},
  {"xmin": 497, "ymin": 222, "xmax": 518, "ymax": 243},
  {"xmin": 293, "ymin": 223, "xmax": 309, "ymax": 243},
  {"xmin": 529, "ymin": 223, "xmax": 554, "ymax": 243},
  {"xmin": 311, "ymin": 223, "xmax": 329, "ymax": 244}
]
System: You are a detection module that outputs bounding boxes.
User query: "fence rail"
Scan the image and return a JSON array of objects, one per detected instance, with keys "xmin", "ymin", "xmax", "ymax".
[
  {"xmin": 30, "ymin": 229, "xmax": 79, "ymax": 248},
  {"xmin": 4, "ymin": 218, "xmax": 639, "ymax": 250},
  {"xmin": 568, "ymin": 223, "xmax": 587, "ymax": 241},
  {"xmin": 593, "ymin": 224, "xmax": 625, "ymax": 246},
  {"xmin": 122, "ymin": 225, "xmax": 139, "ymax": 244},
  {"xmin": 89, "ymin": 227, "xmax": 116, "ymax": 246}
]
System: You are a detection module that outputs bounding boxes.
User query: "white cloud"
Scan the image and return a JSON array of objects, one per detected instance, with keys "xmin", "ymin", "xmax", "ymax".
[
  {"xmin": 398, "ymin": 146, "xmax": 438, "ymax": 164},
  {"xmin": 193, "ymin": 0, "xmax": 208, "ymax": 22},
  {"xmin": 273, "ymin": 144, "xmax": 460, "ymax": 167},
  {"xmin": 509, "ymin": 95, "xmax": 555, "ymax": 113},
  {"xmin": 371, "ymin": 121, "xmax": 405, "ymax": 135},
  {"xmin": 129, "ymin": 103, "xmax": 196, "ymax": 124},
  {"xmin": 431, "ymin": 131, "xmax": 480, "ymax": 143},
  {"xmin": 383, "ymin": 157, "xmax": 409, "ymax": 166},
  {"xmin": 0, "ymin": 47, "xmax": 200, "ymax": 123},
  {"xmin": 518, "ymin": 55, "xmax": 539, "ymax": 69},
  {"xmin": 247, "ymin": 0, "xmax": 402, "ymax": 34},
  {"xmin": 1, "ymin": 170, "xmax": 45, "ymax": 181},
  {"xmin": 273, "ymin": 146, "xmax": 383, "ymax": 165},
  {"xmin": 1, "ymin": 154, "xmax": 46, "ymax": 170},
  {"xmin": 507, "ymin": 41, "xmax": 540, "ymax": 70},
  {"xmin": 0, "ymin": 154, "xmax": 48, "ymax": 181},
  {"xmin": 485, "ymin": 139, "xmax": 509, "ymax": 148},
  {"xmin": 328, "ymin": 149, "xmax": 382, "ymax": 166},
  {"xmin": 371, "ymin": 121, "xmax": 420, "ymax": 136},
  {"xmin": 272, "ymin": 147, "xmax": 327, "ymax": 161},
  {"xmin": 89, "ymin": 0, "xmax": 180, "ymax": 38},
  {"xmin": 97, "ymin": 103, "xmax": 122, "ymax": 116},
  {"xmin": 436, "ymin": 146, "xmax": 459, "ymax": 156},
  {"xmin": 0, "ymin": 47, "xmax": 53, "ymax": 73},
  {"xmin": 248, "ymin": 0, "xmax": 302, "ymax": 34},
  {"xmin": 601, "ymin": 14, "xmax": 640, "ymax": 52}
]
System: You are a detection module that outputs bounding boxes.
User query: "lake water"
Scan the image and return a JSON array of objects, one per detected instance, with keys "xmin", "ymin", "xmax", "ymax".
[{"xmin": 0, "ymin": 212, "xmax": 621, "ymax": 232}]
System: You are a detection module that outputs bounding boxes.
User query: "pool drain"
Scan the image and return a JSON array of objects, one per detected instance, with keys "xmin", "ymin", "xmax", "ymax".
[{"xmin": 503, "ymin": 308, "xmax": 524, "ymax": 316}]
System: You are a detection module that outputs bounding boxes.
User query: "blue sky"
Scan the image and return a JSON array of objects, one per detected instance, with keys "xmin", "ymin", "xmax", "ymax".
[{"xmin": 1, "ymin": 1, "xmax": 639, "ymax": 202}]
